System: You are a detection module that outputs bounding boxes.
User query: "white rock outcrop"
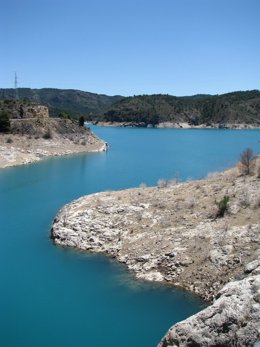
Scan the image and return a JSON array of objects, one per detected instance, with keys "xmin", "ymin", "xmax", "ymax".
[
  {"xmin": 51, "ymin": 168, "xmax": 260, "ymax": 346},
  {"xmin": 158, "ymin": 267, "xmax": 260, "ymax": 346}
]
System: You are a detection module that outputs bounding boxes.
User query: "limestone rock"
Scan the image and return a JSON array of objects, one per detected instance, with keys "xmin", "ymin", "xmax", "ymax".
[
  {"xmin": 51, "ymin": 168, "xmax": 260, "ymax": 346},
  {"xmin": 158, "ymin": 275, "xmax": 260, "ymax": 347}
]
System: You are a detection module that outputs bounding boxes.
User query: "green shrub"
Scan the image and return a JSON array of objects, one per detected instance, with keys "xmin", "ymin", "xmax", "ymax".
[
  {"xmin": 58, "ymin": 111, "xmax": 70, "ymax": 119},
  {"xmin": 216, "ymin": 196, "xmax": 230, "ymax": 218},
  {"xmin": 78, "ymin": 116, "xmax": 85, "ymax": 127}
]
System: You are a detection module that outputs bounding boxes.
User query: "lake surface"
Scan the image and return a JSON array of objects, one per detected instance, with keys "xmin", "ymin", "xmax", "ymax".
[{"xmin": 0, "ymin": 127, "xmax": 259, "ymax": 347}]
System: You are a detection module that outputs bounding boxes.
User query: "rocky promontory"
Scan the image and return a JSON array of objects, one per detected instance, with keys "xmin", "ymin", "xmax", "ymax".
[
  {"xmin": 51, "ymin": 165, "xmax": 260, "ymax": 346},
  {"xmin": 0, "ymin": 102, "xmax": 106, "ymax": 169}
]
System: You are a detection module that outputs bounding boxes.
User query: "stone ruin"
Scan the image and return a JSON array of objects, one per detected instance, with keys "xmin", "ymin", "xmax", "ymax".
[{"xmin": 0, "ymin": 101, "xmax": 49, "ymax": 119}]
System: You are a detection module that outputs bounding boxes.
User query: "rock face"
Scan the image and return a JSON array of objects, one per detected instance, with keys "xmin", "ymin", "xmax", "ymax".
[
  {"xmin": 0, "ymin": 100, "xmax": 49, "ymax": 119},
  {"xmin": 158, "ymin": 271, "xmax": 260, "ymax": 346},
  {"xmin": 51, "ymin": 168, "xmax": 260, "ymax": 346},
  {"xmin": 13, "ymin": 104, "xmax": 49, "ymax": 119}
]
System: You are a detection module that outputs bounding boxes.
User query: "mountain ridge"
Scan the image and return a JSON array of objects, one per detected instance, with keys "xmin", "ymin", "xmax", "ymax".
[
  {"xmin": 101, "ymin": 90, "xmax": 260, "ymax": 126},
  {"xmin": 1, "ymin": 88, "xmax": 260, "ymax": 126}
]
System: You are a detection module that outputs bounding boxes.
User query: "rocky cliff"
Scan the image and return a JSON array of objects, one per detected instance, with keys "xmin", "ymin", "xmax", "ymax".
[{"xmin": 51, "ymin": 164, "xmax": 260, "ymax": 346}]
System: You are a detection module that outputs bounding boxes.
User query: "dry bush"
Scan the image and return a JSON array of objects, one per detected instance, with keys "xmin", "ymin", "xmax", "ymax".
[
  {"xmin": 207, "ymin": 171, "xmax": 219, "ymax": 179},
  {"xmin": 136, "ymin": 212, "xmax": 142, "ymax": 222},
  {"xmin": 157, "ymin": 174, "xmax": 180, "ymax": 188},
  {"xmin": 238, "ymin": 148, "xmax": 255, "ymax": 175},
  {"xmin": 185, "ymin": 197, "xmax": 196, "ymax": 209},
  {"xmin": 168, "ymin": 178, "xmax": 179, "ymax": 186},
  {"xmin": 253, "ymin": 191, "xmax": 260, "ymax": 208},
  {"xmin": 159, "ymin": 218, "xmax": 171, "ymax": 228},
  {"xmin": 157, "ymin": 179, "xmax": 168, "ymax": 188},
  {"xmin": 152, "ymin": 201, "xmax": 166, "ymax": 209},
  {"xmin": 42, "ymin": 128, "xmax": 53, "ymax": 139},
  {"xmin": 238, "ymin": 190, "xmax": 251, "ymax": 208},
  {"xmin": 256, "ymin": 160, "xmax": 260, "ymax": 178}
]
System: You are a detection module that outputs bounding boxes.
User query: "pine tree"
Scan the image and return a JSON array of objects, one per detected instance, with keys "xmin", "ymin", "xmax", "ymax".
[{"xmin": 0, "ymin": 111, "xmax": 11, "ymax": 133}]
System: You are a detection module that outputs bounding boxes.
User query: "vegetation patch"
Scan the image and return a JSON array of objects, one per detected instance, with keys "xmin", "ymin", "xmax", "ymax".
[
  {"xmin": 0, "ymin": 111, "xmax": 11, "ymax": 133},
  {"xmin": 215, "ymin": 195, "xmax": 230, "ymax": 218},
  {"xmin": 238, "ymin": 148, "xmax": 255, "ymax": 175}
]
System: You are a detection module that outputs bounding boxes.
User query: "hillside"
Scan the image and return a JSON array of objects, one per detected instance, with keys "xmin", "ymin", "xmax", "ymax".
[
  {"xmin": 0, "ymin": 88, "xmax": 123, "ymax": 118},
  {"xmin": 100, "ymin": 90, "xmax": 260, "ymax": 127},
  {"xmin": 1, "ymin": 88, "xmax": 260, "ymax": 127}
]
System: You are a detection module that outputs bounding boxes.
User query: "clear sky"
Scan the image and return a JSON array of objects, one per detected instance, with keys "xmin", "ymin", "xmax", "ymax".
[{"xmin": 1, "ymin": 0, "xmax": 259, "ymax": 96}]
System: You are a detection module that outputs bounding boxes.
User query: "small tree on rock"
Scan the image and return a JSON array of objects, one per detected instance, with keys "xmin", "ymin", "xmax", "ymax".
[
  {"xmin": 239, "ymin": 148, "xmax": 254, "ymax": 175},
  {"xmin": 79, "ymin": 116, "xmax": 85, "ymax": 127},
  {"xmin": 58, "ymin": 111, "xmax": 70, "ymax": 119},
  {"xmin": 215, "ymin": 195, "xmax": 229, "ymax": 218}
]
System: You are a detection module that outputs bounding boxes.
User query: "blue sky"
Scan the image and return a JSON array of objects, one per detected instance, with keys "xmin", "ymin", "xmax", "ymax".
[{"xmin": 1, "ymin": 0, "xmax": 259, "ymax": 96}]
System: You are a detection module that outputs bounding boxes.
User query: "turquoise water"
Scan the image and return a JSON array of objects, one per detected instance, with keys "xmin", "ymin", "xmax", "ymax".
[{"xmin": 0, "ymin": 127, "xmax": 259, "ymax": 347}]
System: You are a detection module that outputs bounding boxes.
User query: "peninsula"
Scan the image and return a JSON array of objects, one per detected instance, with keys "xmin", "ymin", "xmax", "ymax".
[
  {"xmin": 0, "ymin": 100, "xmax": 106, "ymax": 169},
  {"xmin": 51, "ymin": 160, "xmax": 260, "ymax": 346}
]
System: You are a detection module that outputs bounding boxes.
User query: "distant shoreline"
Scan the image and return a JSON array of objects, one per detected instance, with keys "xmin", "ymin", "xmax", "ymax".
[{"xmin": 89, "ymin": 121, "xmax": 260, "ymax": 129}]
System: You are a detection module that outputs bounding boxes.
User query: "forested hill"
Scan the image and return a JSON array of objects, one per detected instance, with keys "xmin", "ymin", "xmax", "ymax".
[
  {"xmin": 0, "ymin": 88, "xmax": 123, "ymax": 118},
  {"xmin": 100, "ymin": 90, "xmax": 260, "ymax": 126},
  {"xmin": 1, "ymin": 88, "xmax": 260, "ymax": 126}
]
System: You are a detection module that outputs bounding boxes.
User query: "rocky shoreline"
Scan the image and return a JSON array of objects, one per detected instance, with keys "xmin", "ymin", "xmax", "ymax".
[
  {"xmin": 0, "ymin": 118, "xmax": 107, "ymax": 169},
  {"xmin": 91, "ymin": 121, "xmax": 260, "ymax": 129},
  {"xmin": 51, "ymin": 167, "xmax": 260, "ymax": 346}
]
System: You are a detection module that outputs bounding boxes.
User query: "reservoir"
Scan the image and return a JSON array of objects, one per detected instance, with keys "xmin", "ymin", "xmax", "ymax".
[{"xmin": 0, "ymin": 127, "xmax": 259, "ymax": 347}]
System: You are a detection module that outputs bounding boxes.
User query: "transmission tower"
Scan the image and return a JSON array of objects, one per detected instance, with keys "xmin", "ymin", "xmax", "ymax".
[{"xmin": 14, "ymin": 72, "xmax": 19, "ymax": 100}]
